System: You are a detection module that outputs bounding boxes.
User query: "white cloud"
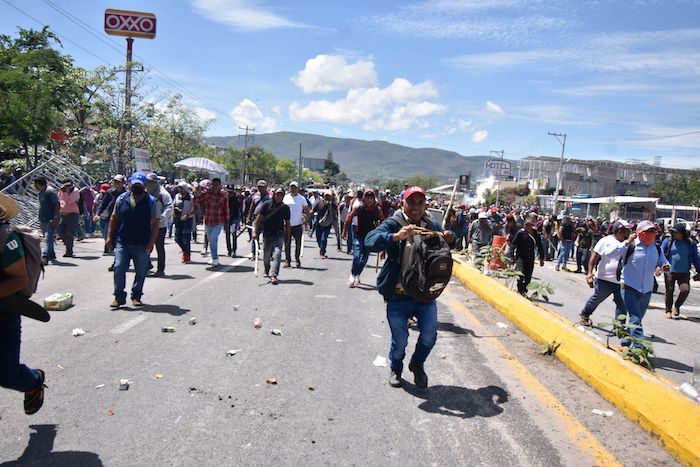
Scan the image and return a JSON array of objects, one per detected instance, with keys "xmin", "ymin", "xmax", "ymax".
[
  {"xmin": 553, "ymin": 83, "xmax": 659, "ymax": 97},
  {"xmin": 194, "ymin": 107, "xmax": 217, "ymax": 123},
  {"xmin": 230, "ymin": 99, "xmax": 278, "ymax": 133},
  {"xmin": 459, "ymin": 119, "xmax": 472, "ymax": 131},
  {"xmin": 471, "ymin": 130, "xmax": 488, "ymax": 143},
  {"xmin": 190, "ymin": 0, "xmax": 305, "ymax": 31},
  {"xmin": 485, "ymin": 100, "xmax": 505, "ymax": 116},
  {"xmin": 292, "ymin": 55, "xmax": 378, "ymax": 93},
  {"xmin": 289, "ymin": 78, "xmax": 442, "ymax": 131}
]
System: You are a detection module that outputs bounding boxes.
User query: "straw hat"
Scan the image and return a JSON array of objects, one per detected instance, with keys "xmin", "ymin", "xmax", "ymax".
[{"xmin": 0, "ymin": 193, "xmax": 19, "ymax": 222}]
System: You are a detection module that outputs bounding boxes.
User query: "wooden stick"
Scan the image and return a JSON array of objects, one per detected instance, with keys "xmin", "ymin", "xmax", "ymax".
[{"xmin": 254, "ymin": 239, "xmax": 259, "ymax": 277}]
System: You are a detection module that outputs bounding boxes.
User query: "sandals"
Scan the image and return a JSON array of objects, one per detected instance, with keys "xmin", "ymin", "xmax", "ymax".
[
  {"xmin": 579, "ymin": 315, "xmax": 592, "ymax": 327},
  {"xmin": 673, "ymin": 307, "xmax": 681, "ymax": 318},
  {"xmin": 24, "ymin": 369, "xmax": 46, "ymax": 415}
]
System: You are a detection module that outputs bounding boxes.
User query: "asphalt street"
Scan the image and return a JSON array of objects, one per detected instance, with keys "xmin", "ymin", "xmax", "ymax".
[
  {"xmin": 0, "ymin": 231, "xmax": 677, "ymax": 466},
  {"xmin": 508, "ymin": 255, "xmax": 700, "ymax": 385}
]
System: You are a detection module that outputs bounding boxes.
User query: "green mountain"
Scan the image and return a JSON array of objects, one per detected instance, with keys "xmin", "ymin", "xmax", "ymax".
[{"xmin": 205, "ymin": 131, "xmax": 492, "ymax": 183}]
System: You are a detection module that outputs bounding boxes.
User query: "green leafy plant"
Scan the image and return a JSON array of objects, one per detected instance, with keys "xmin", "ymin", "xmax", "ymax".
[
  {"xmin": 598, "ymin": 314, "xmax": 655, "ymax": 371},
  {"xmin": 496, "ymin": 265, "xmax": 524, "ymax": 290},
  {"xmin": 526, "ymin": 281, "xmax": 555, "ymax": 302},
  {"xmin": 540, "ymin": 339, "xmax": 561, "ymax": 355}
]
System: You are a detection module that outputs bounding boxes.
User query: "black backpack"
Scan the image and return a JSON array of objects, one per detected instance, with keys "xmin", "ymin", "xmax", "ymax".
[
  {"xmin": 394, "ymin": 213, "xmax": 453, "ymax": 302},
  {"xmin": 616, "ymin": 242, "xmax": 661, "ymax": 281}
]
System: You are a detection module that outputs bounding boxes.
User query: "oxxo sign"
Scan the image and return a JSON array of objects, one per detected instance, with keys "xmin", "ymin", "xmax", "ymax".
[{"xmin": 104, "ymin": 9, "xmax": 156, "ymax": 39}]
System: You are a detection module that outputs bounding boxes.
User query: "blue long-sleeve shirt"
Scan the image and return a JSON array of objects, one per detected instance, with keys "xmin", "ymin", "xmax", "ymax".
[
  {"xmin": 617, "ymin": 239, "xmax": 669, "ymax": 294},
  {"xmin": 660, "ymin": 238, "xmax": 700, "ymax": 274}
]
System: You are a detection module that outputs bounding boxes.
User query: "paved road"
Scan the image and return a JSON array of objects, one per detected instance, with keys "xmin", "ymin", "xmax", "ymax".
[
  {"xmin": 0, "ymin": 231, "xmax": 677, "ymax": 466},
  {"xmin": 504, "ymin": 255, "xmax": 700, "ymax": 385}
]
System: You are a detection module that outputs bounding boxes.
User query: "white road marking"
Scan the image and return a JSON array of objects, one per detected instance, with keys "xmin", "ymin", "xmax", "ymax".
[
  {"xmin": 110, "ymin": 314, "xmax": 148, "ymax": 334},
  {"xmin": 110, "ymin": 256, "xmax": 252, "ymax": 334}
]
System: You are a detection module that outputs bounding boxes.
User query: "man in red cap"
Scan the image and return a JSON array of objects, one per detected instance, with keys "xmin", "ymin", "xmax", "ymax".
[{"xmin": 366, "ymin": 186, "xmax": 455, "ymax": 389}]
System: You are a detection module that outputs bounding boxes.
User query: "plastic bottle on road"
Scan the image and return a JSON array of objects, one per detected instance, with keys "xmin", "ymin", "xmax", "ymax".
[{"xmin": 254, "ymin": 318, "xmax": 262, "ymax": 329}]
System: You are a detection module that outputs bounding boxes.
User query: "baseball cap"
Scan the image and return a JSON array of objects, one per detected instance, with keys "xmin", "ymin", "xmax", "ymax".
[
  {"xmin": 177, "ymin": 181, "xmax": 188, "ymax": 188},
  {"xmin": 60, "ymin": 178, "xmax": 73, "ymax": 187},
  {"xmin": 113, "ymin": 174, "xmax": 125, "ymax": 182},
  {"xmin": 100, "ymin": 183, "xmax": 111, "ymax": 193},
  {"xmin": 274, "ymin": 187, "xmax": 285, "ymax": 194},
  {"xmin": 146, "ymin": 173, "xmax": 159, "ymax": 182},
  {"xmin": 612, "ymin": 220, "xmax": 631, "ymax": 233},
  {"xmin": 257, "ymin": 179, "xmax": 267, "ymax": 187},
  {"xmin": 478, "ymin": 212, "xmax": 488, "ymax": 219},
  {"xmin": 402, "ymin": 186, "xmax": 426, "ymax": 200},
  {"xmin": 636, "ymin": 220, "xmax": 656, "ymax": 232},
  {"xmin": 290, "ymin": 181, "xmax": 299, "ymax": 187},
  {"xmin": 671, "ymin": 223, "xmax": 688, "ymax": 234},
  {"xmin": 129, "ymin": 172, "xmax": 147, "ymax": 186}
]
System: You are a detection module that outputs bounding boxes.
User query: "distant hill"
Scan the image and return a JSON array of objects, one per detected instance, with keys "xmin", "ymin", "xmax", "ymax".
[{"xmin": 205, "ymin": 131, "xmax": 497, "ymax": 183}]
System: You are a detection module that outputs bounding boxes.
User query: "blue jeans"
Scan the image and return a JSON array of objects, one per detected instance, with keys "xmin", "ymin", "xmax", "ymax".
[
  {"xmin": 40, "ymin": 220, "xmax": 56, "ymax": 259},
  {"xmin": 114, "ymin": 242, "xmax": 149, "ymax": 301},
  {"xmin": 351, "ymin": 234, "xmax": 369, "ymax": 276},
  {"xmin": 621, "ymin": 286, "xmax": 652, "ymax": 347},
  {"xmin": 100, "ymin": 219, "xmax": 109, "ymax": 240},
  {"xmin": 0, "ymin": 315, "xmax": 42, "ymax": 393},
  {"xmin": 386, "ymin": 295, "xmax": 438, "ymax": 372},
  {"xmin": 316, "ymin": 225, "xmax": 332, "ymax": 255},
  {"xmin": 346, "ymin": 227, "xmax": 353, "ymax": 254},
  {"xmin": 83, "ymin": 208, "xmax": 94, "ymax": 234},
  {"xmin": 581, "ymin": 278, "xmax": 625, "ymax": 318},
  {"xmin": 175, "ymin": 221, "xmax": 192, "ymax": 255},
  {"xmin": 205, "ymin": 224, "xmax": 224, "ymax": 261},
  {"xmin": 556, "ymin": 240, "xmax": 573, "ymax": 269}
]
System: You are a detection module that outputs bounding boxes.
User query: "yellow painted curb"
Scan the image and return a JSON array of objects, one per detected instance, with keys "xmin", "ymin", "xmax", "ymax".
[{"xmin": 452, "ymin": 257, "xmax": 700, "ymax": 466}]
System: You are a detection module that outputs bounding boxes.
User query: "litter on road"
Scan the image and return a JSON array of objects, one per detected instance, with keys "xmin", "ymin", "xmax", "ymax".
[
  {"xmin": 254, "ymin": 318, "xmax": 262, "ymax": 328},
  {"xmin": 226, "ymin": 349, "xmax": 242, "ymax": 356},
  {"xmin": 271, "ymin": 329, "xmax": 283, "ymax": 336},
  {"xmin": 119, "ymin": 379, "xmax": 130, "ymax": 391},
  {"xmin": 71, "ymin": 328, "xmax": 86, "ymax": 337},
  {"xmin": 95, "ymin": 384, "xmax": 105, "ymax": 389},
  {"xmin": 373, "ymin": 355, "xmax": 387, "ymax": 367},
  {"xmin": 591, "ymin": 409, "xmax": 614, "ymax": 417},
  {"xmin": 234, "ymin": 305, "xmax": 240, "ymax": 311},
  {"xmin": 162, "ymin": 327, "xmax": 176, "ymax": 333},
  {"xmin": 496, "ymin": 322, "xmax": 509, "ymax": 329},
  {"xmin": 189, "ymin": 317, "xmax": 197, "ymax": 325},
  {"xmin": 266, "ymin": 378, "xmax": 278, "ymax": 385}
]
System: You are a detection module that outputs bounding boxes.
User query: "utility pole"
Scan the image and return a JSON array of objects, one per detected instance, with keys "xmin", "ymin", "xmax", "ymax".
[
  {"xmin": 116, "ymin": 37, "xmax": 134, "ymax": 175},
  {"xmin": 490, "ymin": 150, "xmax": 504, "ymax": 207},
  {"xmin": 548, "ymin": 132, "xmax": 567, "ymax": 217},
  {"xmin": 238, "ymin": 126, "xmax": 254, "ymax": 184}
]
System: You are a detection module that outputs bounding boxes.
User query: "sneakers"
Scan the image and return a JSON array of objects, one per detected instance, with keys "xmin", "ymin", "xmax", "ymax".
[
  {"xmin": 132, "ymin": 298, "xmax": 144, "ymax": 307},
  {"xmin": 408, "ymin": 362, "xmax": 428, "ymax": 389},
  {"xmin": 108, "ymin": 264, "xmax": 115, "ymax": 272},
  {"xmin": 283, "ymin": 261, "xmax": 291, "ymax": 268},
  {"xmin": 389, "ymin": 370, "xmax": 403, "ymax": 388},
  {"xmin": 296, "ymin": 260, "xmax": 301, "ymax": 268},
  {"xmin": 270, "ymin": 276, "xmax": 279, "ymax": 285},
  {"xmin": 152, "ymin": 270, "xmax": 165, "ymax": 277},
  {"xmin": 347, "ymin": 275, "xmax": 356, "ymax": 288},
  {"xmin": 182, "ymin": 253, "xmax": 191, "ymax": 263},
  {"xmin": 354, "ymin": 276, "xmax": 361, "ymax": 286},
  {"xmin": 110, "ymin": 298, "xmax": 126, "ymax": 309},
  {"xmin": 24, "ymin": 369, "xmax": 46, "ymax": 415},
  {"xmin": 207, "ymin": 259, "xmax": 220, "ymax": 266}
]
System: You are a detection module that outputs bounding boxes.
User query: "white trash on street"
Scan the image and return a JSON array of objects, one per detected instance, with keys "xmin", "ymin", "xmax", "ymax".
[
  {"xmin": 373, "ymin": 355, "xmax": 387, "ymax": 367},
  {"xmin": 71, "ymin": 328, "xmax": 86, "ymax": 337}
]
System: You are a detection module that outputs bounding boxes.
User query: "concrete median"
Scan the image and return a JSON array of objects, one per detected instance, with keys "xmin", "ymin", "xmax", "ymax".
[{"xmin": 452, "ymin": 256, "xmax": 700, "ymax": 466}]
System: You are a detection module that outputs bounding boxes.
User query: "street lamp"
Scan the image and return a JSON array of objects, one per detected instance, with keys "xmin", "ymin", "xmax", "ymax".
[{"xmin": 548, "ymin": 132, "xmax": 567, "ymax": 217}]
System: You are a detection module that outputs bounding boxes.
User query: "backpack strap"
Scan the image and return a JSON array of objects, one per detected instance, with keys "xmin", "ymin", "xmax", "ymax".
[{"xmin": 616, "ymin": 243, "xmax": 635, "ymax": 281}]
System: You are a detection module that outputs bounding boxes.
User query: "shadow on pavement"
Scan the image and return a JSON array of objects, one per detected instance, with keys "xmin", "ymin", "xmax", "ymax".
[
  {"xmin": 218, "ymin": 266, "xmax": 254, "ymax": 273},
  {"xmin": 296, "ymin": 267, "xmax": 328, "ymax": 272},
  {"xmin": 437, "ymin": 321, "xmax": 480, "ymax": 338},
  {"xmin": 278, "ymin": 279, "xmax": 314, "ymax": 286},
  {"xmin": 403, "ymin": 383, "xmax": 509, "ymax": 418},
  {"xmin": 114, "ymin": 304, "xmax": 190, "ymax": 316},
  {"xmin": 652, "ymin": 357, "xmax": 693, "ymax": 374},
  {"xmin": 0, "ymin": 424, "xmax": 102, "ymax": 467},
  {"xmin": 73, "ymin": 256, "xmax": 101, "ymax": 261},
  {"xmin": 154, "ymin": 274, "xmax": 194, "ymax": 280},
  {"xmin": 324, "ymin": 257, "xmax": 352, "ymax": 262},
  {"xmin": 48, "ymin": 261, "xmax": 78, "ymax": 267}
]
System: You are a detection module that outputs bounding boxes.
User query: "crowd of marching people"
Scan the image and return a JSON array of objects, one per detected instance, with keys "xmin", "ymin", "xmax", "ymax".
[{"xmin": 3, "ymin": 169, "xmax": 699, "ymax": 413}]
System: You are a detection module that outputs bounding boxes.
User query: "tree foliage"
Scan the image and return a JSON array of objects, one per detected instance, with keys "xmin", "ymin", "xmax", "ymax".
[
  {"xmin": 0, "ymin": 27, "xmax": 77, "ymax": 166},
  {"xmin": 650, "ymin": 172, "xmax": 700, "ymax": 206}
]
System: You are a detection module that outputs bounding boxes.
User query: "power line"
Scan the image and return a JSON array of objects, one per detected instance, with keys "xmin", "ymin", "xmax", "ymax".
[
  {"xmin": 616, "ymin": 129, "xmax": 700, "ymax": 142},
  {"xmin": 39, "ymin": 0, "xmax": 237, "ymax": 125},
  {"xmin": 2, "ymin": 0, "xmax": 114, "ymax": 65}
]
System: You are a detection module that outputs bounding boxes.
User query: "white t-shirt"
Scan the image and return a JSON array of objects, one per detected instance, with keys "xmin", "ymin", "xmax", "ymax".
[
  {"xmin": 351, "ymin": 198, "xmax": 362, "ymax": 227},
  {"xmin": 593, "ymin": 234, "xmax": 625, "ymax": 284},
  {"xmin": 283, "ymin": 193, "xmax": 307, "ymax": 227}
]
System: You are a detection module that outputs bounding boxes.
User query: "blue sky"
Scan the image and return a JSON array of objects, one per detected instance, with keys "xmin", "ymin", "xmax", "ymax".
[{"xmin": 2, "ymin": 0, "xmax": 700, "ymax": 168}]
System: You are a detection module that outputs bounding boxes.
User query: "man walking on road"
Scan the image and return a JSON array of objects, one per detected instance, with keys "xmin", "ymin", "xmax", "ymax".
[
  {"xmin": 343, "ymin": 190, "xmax": 383, "ymax": 287},
  {"xmin": 145, "ymin": 174, "xmax": 173, "ymax": 276},
  {"xmin": 618, "ymin": 221, "xmax": 670, "ymax": 349},
  {"xmin": 313, "ymin": 190, "xmax": 337, "ymax": 259},
  {"xmin": 33, "ymin": 177, "xmax": 59, "ymax": 265},
  {"xmin": 254, "ymin": 187, "xmax": 291, "ymax": 285},
  {"xmin": 365, "ymin": 186, "xmax": 455, "ymax": 389},
  {"xmin": 283, "ymin": 181, "xmax": 309, "ymax": 267},
  {"xmin": 57, "ymin": 179, "xmax": 80, "ymax": 258},
  {"xmin": 660, "ymin": 223, "xmax": 700, "ymax": 319},
  {"xmin": 579, "ymin": 220, "xmax": 631, "ymax": 326},
  {"xmin": 95, "ymin": 174, "xmax": 126, "ymax": 257},
  {"xmin": 555, "ymin": 216, "xmax": 574, "ymax": 271},
  {"xmin": 224, "ymin": 185, "xmax": 242, "ymax": 257},
  {"xmin": 468, "ymin": 211, "xmax": 493, "ymax": 263},
  {"xmin": 249, "ymin": 180, "xmax": 270, "ymax": 258},
  {"xmin": 173, "ymin": 182, "xmax": 194, "ymax": 263},
  {"xmin": 0, "ymin": 194, "xmax": 47, "ymax": 415},
  {"xmin": 199, "ymin": 178, "xmax": 229, "ymax": 267},
  {"xmin": 106, "ymin": 173, "xmax": 159, "ymax": 308},
  {"xmin": 509, "ymin": 219, "xmax": 545, "ymax": 295}
]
